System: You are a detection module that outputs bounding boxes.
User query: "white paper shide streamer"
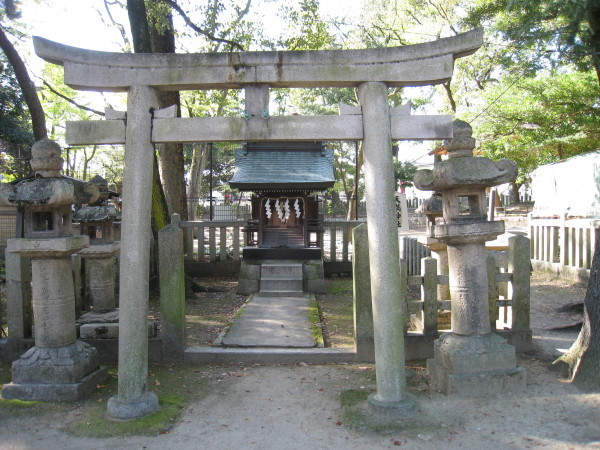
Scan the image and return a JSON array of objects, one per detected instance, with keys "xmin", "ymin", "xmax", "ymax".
[
  {"xmin": 294, "ymin": 198, "xmax": 301, "ymax": 219},
  {"xmin": 275, "ymin": 199, "xmax": 284, "ymax": 220}
]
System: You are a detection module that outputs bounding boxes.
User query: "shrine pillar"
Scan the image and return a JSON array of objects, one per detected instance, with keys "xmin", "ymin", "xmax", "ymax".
[
  {"xmin": 107, "ymin": 85, "xmax": 160, "ymax": 420},
  {"xmin": 357, "ymin": 82, "xmax": 414, "ymax": 411}
]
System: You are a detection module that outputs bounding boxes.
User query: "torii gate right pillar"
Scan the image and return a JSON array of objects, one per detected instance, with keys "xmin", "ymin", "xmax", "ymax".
[{"xmin": 358, "ymin": 82, "xmax": 415, "ymax": 411}]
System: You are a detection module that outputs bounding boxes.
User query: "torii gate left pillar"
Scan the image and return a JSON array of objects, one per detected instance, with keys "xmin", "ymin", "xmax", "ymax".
[{"xmin": 106, "ymin": 86, "xmax": 161, "ymax": 419}]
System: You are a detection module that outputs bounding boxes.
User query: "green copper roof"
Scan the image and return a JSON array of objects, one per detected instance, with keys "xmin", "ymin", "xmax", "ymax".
[{"xmin": 228, "ymin": 145, "xmax": 335, "ymax": 191}]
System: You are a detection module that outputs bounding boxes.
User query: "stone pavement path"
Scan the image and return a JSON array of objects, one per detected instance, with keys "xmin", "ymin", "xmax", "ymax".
[{"xmin": 221, "ymin": 294, "xmax": 317, "ymax": 348}]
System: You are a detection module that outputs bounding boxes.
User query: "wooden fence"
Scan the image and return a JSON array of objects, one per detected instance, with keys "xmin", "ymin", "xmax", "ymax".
[
  {"xmin": 177, "ymin": 217, "xmax": 363, "ymax": 275},
  {"xmin": 321, "ymin": 220, "xmax": 363, "ymax": 274},
  {"xmin": 399, "ymin": 235, "xmax": 431, "ymax": 276},
  {"xmin": 405, "ymin": 235, "xmax": 531, "ymax": 351},
  {"xmin": 529, "ymin": 217, "xmax": 599, "ymax": 281},
  {"xmin": 178, "ymin": 217, "xmax": 243, "ymax": 275}
]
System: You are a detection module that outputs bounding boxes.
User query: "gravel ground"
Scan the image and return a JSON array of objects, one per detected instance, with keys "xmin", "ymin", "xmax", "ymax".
[{"xmin": 2, "ymin": 272, "xmax": 599, "ymax": 449}]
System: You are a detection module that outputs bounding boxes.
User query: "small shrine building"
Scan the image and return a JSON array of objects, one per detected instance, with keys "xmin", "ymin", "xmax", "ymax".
[{"xmin": 229, "ymin": 141, "xmax": 334, "ymax": 260}]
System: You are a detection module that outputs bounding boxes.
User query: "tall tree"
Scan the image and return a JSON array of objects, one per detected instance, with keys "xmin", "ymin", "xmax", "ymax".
[
  {"xmin": 464, "ymin": 0, "xmax": 600, "ymax": 85},
  {"xmin": 0, "ymin": 52, "xmax": 33, "ymax": 178},
  {"xmin": 0, "ymin": 1, "xmax": 46, "ymax": 141},
  {"xmin": 126, "ymin": 0, "xmax": 170, "ymax": 231},
  {"xmin": 469, "ymin": 70, "xmax": 600, "ymax": 183},
  {"xmin": 123, "ymin": 0, "xmax": 256, "ymax": 221},
  {"xmin": 146, "ymin": 1, "xmax": 188, "ymax": 220}
]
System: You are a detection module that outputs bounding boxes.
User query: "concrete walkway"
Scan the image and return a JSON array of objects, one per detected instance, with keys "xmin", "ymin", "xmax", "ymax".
[{"xmin": 221, "ymin": 294, "xmax": 317, "ymax": 348}]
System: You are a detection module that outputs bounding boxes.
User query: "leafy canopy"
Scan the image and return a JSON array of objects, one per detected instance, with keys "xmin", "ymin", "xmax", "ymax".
[{"xmin": 470, "ymin": 70, "xmax": 600, "ymax": 182}]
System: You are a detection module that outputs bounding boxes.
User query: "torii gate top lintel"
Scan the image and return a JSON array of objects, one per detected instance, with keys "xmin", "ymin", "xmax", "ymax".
[{"xmin": 33, "ymin": 29, "xmax": 483, "ymax": 92}]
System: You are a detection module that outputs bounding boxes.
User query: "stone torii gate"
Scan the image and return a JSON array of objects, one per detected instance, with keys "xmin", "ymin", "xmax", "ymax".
[{"xmin": 33, "ymin": 29, "xmax": 483, "ymax": 419}]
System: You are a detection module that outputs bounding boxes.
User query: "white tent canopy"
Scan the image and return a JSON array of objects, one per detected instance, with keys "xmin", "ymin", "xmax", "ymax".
[{"xmin": 530, "ymin": 150, "xmax": 600, "ymax": 218}]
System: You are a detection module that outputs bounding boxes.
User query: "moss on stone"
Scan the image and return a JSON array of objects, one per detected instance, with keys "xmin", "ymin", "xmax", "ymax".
[
  {"xmin": 65, "ymin": 364, "xmax": 212, "ymax": 438},
  {"xmin": 339, "ymin": 388, "xmax": 369, "ymax": 407},
  {"xmin": 308, "ymin": 295, "xmax": 324, "ymax": 347}
]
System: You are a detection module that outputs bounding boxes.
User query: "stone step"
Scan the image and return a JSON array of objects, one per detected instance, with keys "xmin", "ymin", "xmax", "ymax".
[
  {"xmin": 260, "ymin": 277, "xmax": 303, "ymax": 292},
  {"xmin": 261, "ymin": 263, "xmax": 303, "ymax": 279},
  {"xmin": 251, "ymin": 290, "xmax": 305, "ymax": 297}
]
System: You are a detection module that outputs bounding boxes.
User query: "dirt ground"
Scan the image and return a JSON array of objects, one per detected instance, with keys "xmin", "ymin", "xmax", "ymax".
[{"xmin": 1, "ymin": 273, "xmax": 600, "ymax": 449}]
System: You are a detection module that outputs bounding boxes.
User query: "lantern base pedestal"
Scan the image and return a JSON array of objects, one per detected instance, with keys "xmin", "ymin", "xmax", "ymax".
[
  {"xmin": 2, "ymin": 341, "xmax": 107, "ymax": 401},
  {"xmin": 427, "ymin": 332, "xmax": 526, "ymax": 395}
]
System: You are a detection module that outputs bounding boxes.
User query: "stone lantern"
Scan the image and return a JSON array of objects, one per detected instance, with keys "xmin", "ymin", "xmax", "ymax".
[
  {"xmin": 75, "ymin": 175, "xmax": 121, "ymax": 316},
  {"xmin": 0, "ymin": 138, "xmax": 107, "ymax": 401},
  {"xmin": 414, "ymin": 120, "xmax": 525, "ymax": 395}
]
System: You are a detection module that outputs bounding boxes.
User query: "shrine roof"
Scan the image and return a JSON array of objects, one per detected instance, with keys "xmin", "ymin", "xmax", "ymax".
[{"xmin": 228, "ymin": 144, "xmax": 335, "ymax": 191}]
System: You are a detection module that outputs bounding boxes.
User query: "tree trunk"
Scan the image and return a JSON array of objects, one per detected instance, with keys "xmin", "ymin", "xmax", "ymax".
[
  {"xmin": 148, "ymin": 10, "xmax": 188, "ymax": 220},
  {"xmin": 511, "ymin": 181, "xmax": 521, "ymax": 205},
  {"xmin": 82, "ymin": 145, "xmax": 97, "ymax": 181},
  {"xmin": 0, "ymin": 26, "xmax": 47, "ymax": 140},
  {"xmin": 346, "ymin": 142, "xmax": 363, "ymax": 220},
  {"xmin": 127, "ymin": 0, "xmax": 152, "ymax": 53},
  {"xmin": 127, "ymin": 0, "xmax": 170, "ymax": 234},
  {"xmin": 556, "ymin": 236, "xmax": 600, "ymax": 390},
  {"xmin": 151, "ymin": 151, "xmax": 170, "ymax": 232},
  {"xmin": 588, "ymin": 1, "xmax": 600, "ymax": 85},
  {"xmin": 334, "ymin": 153, "xmax": 350, "ymax": 204},
  {"xmin": 187, "ymin": 143, "xmax": 209, "ymax": 220}
]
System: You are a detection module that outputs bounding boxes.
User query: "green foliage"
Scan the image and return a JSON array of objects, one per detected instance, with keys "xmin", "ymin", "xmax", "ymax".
[
  {"xmin": 463, "ymin": 0, "xmax": 600, "ymax": 80},
  {"xmin": 278, "ymin": 0, "xmax": 336, "ymax": 51},
  {"xmin": 0, "ymin": 54, "xmax": 33, "ymax": 179},
  {"xmin": 469, "ymin": 70, "xmax": 600, "ymax": 181},
  {"xmin": 0, "ymin": 55, "xmax": 32, "ymax": 145},
  {"xmin": 394, "ymin": 160, "xmax": 417, "ymax": 188},
  {"xmin": 40, "ymin": 64, "xmax": 94, "ymax": 139},
  {"xmin": 350, "ymin": 0, "xmax": 600, "ymax": 184}
]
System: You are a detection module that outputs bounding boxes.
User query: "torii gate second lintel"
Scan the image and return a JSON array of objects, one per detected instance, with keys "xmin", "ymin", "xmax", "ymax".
[{"xmin": 65, "ymin": 105, "xmax": 454, "ymax": 146}]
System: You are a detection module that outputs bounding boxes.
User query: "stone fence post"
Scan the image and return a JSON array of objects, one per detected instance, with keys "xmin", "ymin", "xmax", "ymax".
[
  {"xmin": 159, "ymin": 213, "xmax": 186, "ymax": 362},
  {"xmin": 487, "ymin": 254, "xmax": 499, "ymax": 332},
  {"xmin": 508, "ymin": 235, "xmax": 532, "ymax": 350},
  {"xmin": 352, "ymin": 223, "xmax": 374, "ymax": 361},
  {"xmin": 420, "ymin": 257, "xmax": 438, "ymax": 335}
]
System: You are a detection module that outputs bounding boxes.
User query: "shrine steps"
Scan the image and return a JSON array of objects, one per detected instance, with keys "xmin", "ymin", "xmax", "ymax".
[{"xmin": 260, "ymin": 262, "xmax": 304, "ymax": 295}]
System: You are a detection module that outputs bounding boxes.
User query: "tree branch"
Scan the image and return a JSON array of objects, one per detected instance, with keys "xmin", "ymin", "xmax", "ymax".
[
  {"xmin": 212, "ymin": 0, "xmax": 252, "ymax": 52},
  {"xmin": 100, "ymin": 0, "xmax": 132, "ymax": 52},
  {"xmin": 42, "ymin": 81, "xmax": 105, "ymax": 117},
  {"xmin": 157, "ymin": 0, "xmax": 246, "ymax": 51},
  {"xmin": 443, "ymin": 80, "xmax": 457, "ymax": 113}
]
